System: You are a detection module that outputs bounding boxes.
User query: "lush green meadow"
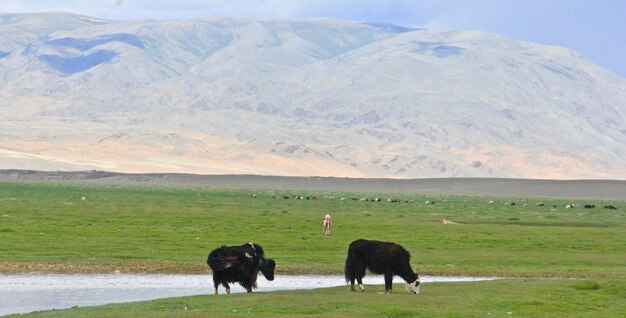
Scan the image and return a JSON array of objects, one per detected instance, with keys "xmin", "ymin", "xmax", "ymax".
[
  {"xmin": 0, "ymin": 181, "xmax": 625, "ymax": 277},
  {"xmin": 1, "ymin": 181, "xmax": 625, "ymax": 317}
]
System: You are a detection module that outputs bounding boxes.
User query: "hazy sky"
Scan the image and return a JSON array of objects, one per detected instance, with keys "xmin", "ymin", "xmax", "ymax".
[{"xmin": 2, "ymin": 0, "xmax": 625, "ymax": 78}]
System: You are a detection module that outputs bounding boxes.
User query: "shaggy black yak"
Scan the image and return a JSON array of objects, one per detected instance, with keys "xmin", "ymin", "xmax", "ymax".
[
  {"xmin": 207, "ymin": 242, "xmax": 275, "ymax": 294},
  {"xmin": 345, "ymin": 239, "xmax": 420, "ymax": 294}
]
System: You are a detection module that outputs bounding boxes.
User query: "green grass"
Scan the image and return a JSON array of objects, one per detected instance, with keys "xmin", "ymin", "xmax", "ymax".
[
  {"xmin": 9, "ymin": 279, "xmax": 626, "ymax": 318},
  {"xmin": 2, "ymin": 181, "xmax": 625, "ymax": 317},
  {"xmin": 1, "ymin": 181, "xmax": 625, "ymax": 277}
]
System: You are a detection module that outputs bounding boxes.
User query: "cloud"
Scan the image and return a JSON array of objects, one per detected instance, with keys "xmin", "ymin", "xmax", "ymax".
[{"xmin": 0, "ymin": 0, "xmax": 440, "ymax": 25}]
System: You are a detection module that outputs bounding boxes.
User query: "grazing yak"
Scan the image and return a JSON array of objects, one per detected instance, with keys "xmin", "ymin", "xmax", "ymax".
[
  {"xmin": 345, "ymin": 239, "xmax": 420, "ymax": 294},
  {"xmin": 207, "ymin": 242, "xmax": 276, "ymax": 294}
]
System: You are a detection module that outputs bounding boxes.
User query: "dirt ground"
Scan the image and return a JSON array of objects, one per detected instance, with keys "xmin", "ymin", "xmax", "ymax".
[
  {"xmin": 1, "ymin": 169, "xmax": 624, "ymax": 199},
  {"xmin": 0, "ymin": 261, "xmax": 338, "ymax": 275}
]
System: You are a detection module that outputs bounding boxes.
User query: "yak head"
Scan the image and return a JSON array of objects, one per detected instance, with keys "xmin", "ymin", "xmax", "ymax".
[
  {"xmin": 260, "ymin": 258, "xmax": 276, "ymax": 281},
  {"xmin": 405, "ymin": 272, "xmax": 420, "ymax": 294}
]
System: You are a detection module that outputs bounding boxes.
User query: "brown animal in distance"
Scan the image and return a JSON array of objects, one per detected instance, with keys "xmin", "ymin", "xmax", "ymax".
[{"xmin": 322, "ymin": 214, "xmax": 332, "ymax": 236}]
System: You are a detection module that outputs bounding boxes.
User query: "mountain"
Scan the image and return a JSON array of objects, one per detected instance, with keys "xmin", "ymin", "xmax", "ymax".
[{"xmin": 1, "ymin": 13, "xmax": 625, "ymax": 179}]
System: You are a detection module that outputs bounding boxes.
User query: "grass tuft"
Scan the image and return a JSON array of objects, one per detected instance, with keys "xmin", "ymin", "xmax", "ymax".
[{"xmin": 573, "ymin": 280, "xmax": 601, "ymax": 290}]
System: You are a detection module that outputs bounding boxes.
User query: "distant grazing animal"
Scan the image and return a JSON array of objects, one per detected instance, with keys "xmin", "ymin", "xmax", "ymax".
[
  {"xmin": 584, "ymin": 204, "xmax": 596, "ymax": 209},
  {"xmin": 536, "ymin": 203, "xmax": 544, "ymax": 207},
  {"xmin": 439, "ymin": 218, "xmax": 458, "ymax": 225},
  {"xmin": 345, "ymin": 239, "xmax": 420, "ymax": 294},
  {"xmin": 322, "ymin": 214, "xmax": 333, "ymax": 236},
  {"xmin": 604, "ymin": 205, "xmax": 617, "ymax": 210},
  {"xmin": 207, "ymin": 242, "xmax": 275, "ymax": 294}
]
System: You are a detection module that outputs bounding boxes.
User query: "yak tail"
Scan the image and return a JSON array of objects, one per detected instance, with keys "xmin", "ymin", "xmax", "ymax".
[{"xmin": 344, "ymin": 251, "xmax": 354, "ymax": 284}]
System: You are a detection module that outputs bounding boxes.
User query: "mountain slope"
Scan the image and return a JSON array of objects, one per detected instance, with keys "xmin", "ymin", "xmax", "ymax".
[{"xmin": 0, "ymin": 13, "xmax": 624, "ymax": 179}]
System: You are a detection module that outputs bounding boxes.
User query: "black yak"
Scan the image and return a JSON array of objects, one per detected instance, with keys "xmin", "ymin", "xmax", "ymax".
[
  {"xmin": 345, "ymin": 239, "xmax": 420, "ymax": 294},
  {"xmin": 207, "ymin": 242, "xmax": 276, "ymax": 294}
]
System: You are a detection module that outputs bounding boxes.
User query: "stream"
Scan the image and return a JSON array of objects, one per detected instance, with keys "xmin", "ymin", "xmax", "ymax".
[{"xmin": 0, "ymin": 273, "xmax": 497, "ymax": 316}]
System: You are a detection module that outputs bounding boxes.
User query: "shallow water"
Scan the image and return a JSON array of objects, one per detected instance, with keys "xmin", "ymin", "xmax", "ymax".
[{"xmin": 0, "ymin": 274, "xmax": 497, "ymax": 316}]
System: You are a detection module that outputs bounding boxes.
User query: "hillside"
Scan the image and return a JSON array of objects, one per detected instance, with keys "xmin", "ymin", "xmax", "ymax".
[{"xmin": 1, "ymin": 13, "xmax": 625, "ymax": 179}]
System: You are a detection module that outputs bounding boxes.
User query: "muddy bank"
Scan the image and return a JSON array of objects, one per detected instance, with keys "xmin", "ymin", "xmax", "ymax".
[
  {"xmin": 1, "ymin": 170, "xmax": 625, "ymax": 199},
  {"xmin": 0, "ymin": 261, "xmax": 338, "ymax": 276}
]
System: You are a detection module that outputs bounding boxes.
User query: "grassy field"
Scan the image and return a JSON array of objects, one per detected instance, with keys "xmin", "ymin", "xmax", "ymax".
[
  {"xmin": 8, "ymin": 279, "xmax": 626, "ymax": 318},
  {"xmin": 1, "ymin": 181, "xmax": 625, "ymax": 317},
  {"xmin": 1, "ymin": 181, "xmax": 624, "ymax": 277}
]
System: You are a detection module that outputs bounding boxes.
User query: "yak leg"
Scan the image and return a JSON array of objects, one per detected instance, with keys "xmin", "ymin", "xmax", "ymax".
[
  {"xmin": 242, "ymin": 281, "xmax": 253, "ymax": 293},
  {"xmin": 213, "ymin": 276, "xmax": 221, "ymax": 295},
  {"xmin": 222, "ymin": 282, "xmax": 231, "ymax": 294},
  {"xmin": 213, "ymin": 273, "xmax": 222, "ymax": 295},
  {"xmin": 384, "ymin": 272, "xmax": 394, "ymax": 294},
  {"xmin": 348, "ymin": 263, "xmax": 366, "ymax": 292},
  {"xmin": 348, "ymin": 272, "xmax": 356, "ymax": 291},
  {"xmin": 349, "ymin": 275, "xmax": 356, "ymax": 291},
  {"xmin": 346, "ymin": 265, "xmax": 356, "ymax": 291},
  {"xmin": 357, "ymin": 279, "xmax": 365, "ymax": 292},
  {"xmin": 355, "ymin": 265, "xmax": 366, "ymax": 292}
]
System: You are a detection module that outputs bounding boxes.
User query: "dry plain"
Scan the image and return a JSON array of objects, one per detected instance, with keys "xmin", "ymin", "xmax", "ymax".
[{"xmin": 1, "ymin": 169, "xmax": 624, "ymax": 199}]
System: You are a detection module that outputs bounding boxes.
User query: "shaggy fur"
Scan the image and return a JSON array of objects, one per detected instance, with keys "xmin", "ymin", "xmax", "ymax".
[
  {"xmin": 345, "ymin": 239, "xmax": 420, "ymax": 294},
  {"xmin": 207, "ymin": 242, "xmax": 275, "ymax": 294}
]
